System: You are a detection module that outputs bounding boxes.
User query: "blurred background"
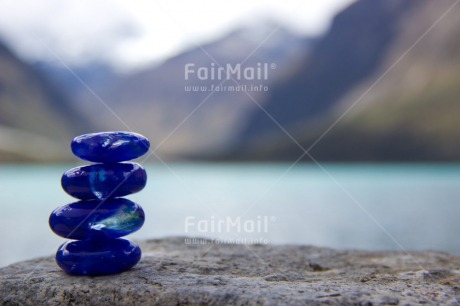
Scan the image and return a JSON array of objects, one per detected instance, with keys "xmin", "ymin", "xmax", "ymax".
[{"xmin": 1, "ymin": 0, "xmax": 460, "ymax": 267}]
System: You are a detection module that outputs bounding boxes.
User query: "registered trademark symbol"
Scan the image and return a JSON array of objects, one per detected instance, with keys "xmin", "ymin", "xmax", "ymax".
[
  {"xmin": 270, "ymin": 216, "xmax": 277, "ymax": 222},
  {"xmin": 270, "ymin": 63, "xmax": 276, "ymax": 69}
]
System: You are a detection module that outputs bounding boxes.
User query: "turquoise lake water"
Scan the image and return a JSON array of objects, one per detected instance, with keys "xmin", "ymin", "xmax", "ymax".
[{"xmin": 1, "ymin": 163, "xmax": 460, "ymax": 268}]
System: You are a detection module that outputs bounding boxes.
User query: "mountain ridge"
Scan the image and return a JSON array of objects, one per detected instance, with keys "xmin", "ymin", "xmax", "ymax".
[
  {"xmin": 3, "ymin": 0, "xmax": 460, "ymax": 162},
  {"xmin": 229, "ymin": 0, "xmax": 460, "ymax": 162}
]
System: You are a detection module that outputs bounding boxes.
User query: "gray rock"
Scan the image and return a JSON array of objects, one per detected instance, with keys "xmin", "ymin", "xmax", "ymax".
[{"xmin": 1, "ymin": 237, "xmax": 460, "ymax": 305}]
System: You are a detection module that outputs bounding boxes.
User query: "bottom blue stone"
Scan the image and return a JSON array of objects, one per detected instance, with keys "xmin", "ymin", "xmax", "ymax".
[{"xmin": 56, "ymin": 238, "xmax": 141, "ymax": 276}]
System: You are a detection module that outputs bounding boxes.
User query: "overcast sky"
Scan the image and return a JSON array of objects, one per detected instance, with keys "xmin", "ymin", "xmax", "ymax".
[{"xmin": 0, "ymin": 0, "xmax": 355, "ymax": 71}]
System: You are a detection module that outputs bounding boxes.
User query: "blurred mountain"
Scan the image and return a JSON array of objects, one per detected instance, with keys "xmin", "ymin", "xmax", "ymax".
[
  {"xmin": 232, "ymin": 0, "xmax": 460, "ymax": 161},
  {"xmin": 35, "ymin": 22, "xmax": 313, "ymax": 160},
  {"xmin": 0, "ymin": 40, "xmax": 93, "ymax": 162},
  {"xmin": 9, "ymin": 0, "xmax": 460, "ymax": 163}
]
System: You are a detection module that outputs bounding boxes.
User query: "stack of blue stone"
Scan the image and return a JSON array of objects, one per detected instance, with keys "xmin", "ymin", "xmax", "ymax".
[{"xmin": 49, "ymin": 131, "xmax": 150, "ymax": 276}]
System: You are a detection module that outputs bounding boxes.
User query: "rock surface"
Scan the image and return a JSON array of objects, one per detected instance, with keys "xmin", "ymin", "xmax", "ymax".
[{"xmin": 1, "ymin": 237, "xmax": 460, "ymax": 305}]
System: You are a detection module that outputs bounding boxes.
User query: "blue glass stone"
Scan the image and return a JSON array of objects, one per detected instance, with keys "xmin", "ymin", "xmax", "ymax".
[
  {"xmin": 71, "ymin": 131, "xmax": 150, "ymax": 163},
  {"xmin": 61, "ymin": 162, "xmax": 147, "ymax": 200},
  {"xmin": 56, "ymin": 238, "xmax": 141, "ymax": 276},
  {"xmin": 49, "ymin": 198, "xmax": 145, "ymax": 240}
]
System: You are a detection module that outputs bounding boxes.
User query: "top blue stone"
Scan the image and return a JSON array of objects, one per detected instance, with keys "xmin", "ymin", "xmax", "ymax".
[{"xmin": 71, "ymin": 131, "xmax": 150, "ymax": 163}]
